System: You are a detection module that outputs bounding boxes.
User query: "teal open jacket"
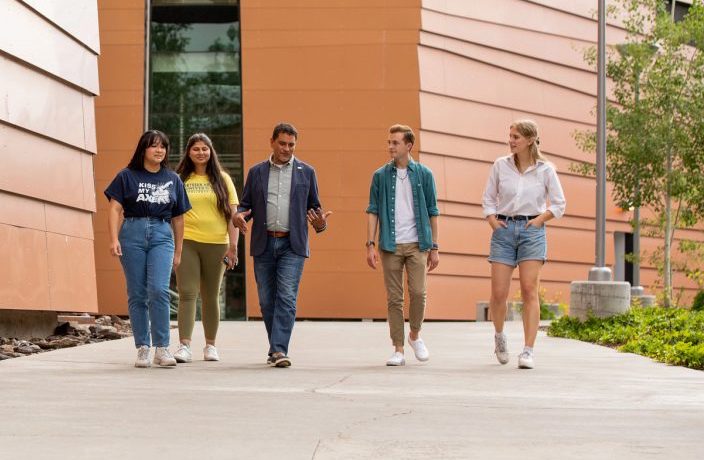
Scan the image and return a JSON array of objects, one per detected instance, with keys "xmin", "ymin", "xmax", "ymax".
[{"xmin": 366, "ymin": 159, "xmax": 439, "ymax": 253}]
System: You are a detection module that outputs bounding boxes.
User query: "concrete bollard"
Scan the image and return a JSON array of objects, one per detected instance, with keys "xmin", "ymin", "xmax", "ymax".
[
  {"xmin": 475, "ymin": 301, "xmax": 489, "ymax": 321},
  {"xmin": 475, "ymin": 301, "xmax": 521, "ymax": 322},
  {"xmin": 632, "ymin": 294, "xmax": 656, "ymax": 307},
  {"xmin": 570, "ymin": 281, "xmax": 631, "ymax": 320}
]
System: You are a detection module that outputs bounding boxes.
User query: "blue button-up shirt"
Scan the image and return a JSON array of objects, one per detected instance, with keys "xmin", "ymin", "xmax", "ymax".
[{"xmin": 366, "ymin": 159, "xmax": 439, "ymax": 253}]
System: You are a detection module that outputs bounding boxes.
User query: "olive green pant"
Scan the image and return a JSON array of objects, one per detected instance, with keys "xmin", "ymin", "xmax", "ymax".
[
  {"xmin": 175, "ymin": 239, "xmax": 227, "ymax": 342},
  {"xmin": 380, "ymin": 243, "xmax": 428, "ymax": 347}
]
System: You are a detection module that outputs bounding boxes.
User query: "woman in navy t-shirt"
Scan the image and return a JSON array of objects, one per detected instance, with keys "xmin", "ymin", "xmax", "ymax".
[{"xmin": 105, "ymin": 130, "xmax": 191, "ymax": 368}]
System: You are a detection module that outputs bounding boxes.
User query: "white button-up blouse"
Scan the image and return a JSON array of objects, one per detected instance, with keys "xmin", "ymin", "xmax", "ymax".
[{"xmin": 482, "ymin": 155, "xmax": 566, "ymax": 219}]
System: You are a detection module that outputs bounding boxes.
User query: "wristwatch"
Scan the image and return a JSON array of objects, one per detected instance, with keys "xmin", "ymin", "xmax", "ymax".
[
  {"xmin": 365, "ymin": 240, "xmax": 376, "ymax": 247},
  {"xmin": 431, "ymin": 242, "xmax": 439, "ymax": 250}
]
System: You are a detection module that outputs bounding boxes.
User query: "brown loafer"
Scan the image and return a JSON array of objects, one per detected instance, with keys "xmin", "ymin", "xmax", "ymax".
[{"xmin": 274, "ymin": 355, "xmax": 291, "ymax": 368}]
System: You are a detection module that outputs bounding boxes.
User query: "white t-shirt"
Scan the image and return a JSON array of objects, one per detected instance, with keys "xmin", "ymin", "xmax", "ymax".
[{"xmin": 394, "ymin": 168, "xmax": 418, "ymax": 244}]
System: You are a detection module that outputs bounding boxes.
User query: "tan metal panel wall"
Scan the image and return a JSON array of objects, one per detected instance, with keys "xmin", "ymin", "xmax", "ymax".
[
  {"xmin": 418, "ymin": 0, "xmax": 703, "ymax": 319},
  {"xmin": 0, "ymin": 124, "xmax": 95, "ymax": 210},
  {"xmin": 19, "ymin": 0, "xmax": 101, "ymax": 53},
  {"xmin": 1, "ymin": 0, "xmax": 99, "ymax": 93},
  {"xmin": 0, "ymin": 0, "xmax": 99, "ymax": 313}
]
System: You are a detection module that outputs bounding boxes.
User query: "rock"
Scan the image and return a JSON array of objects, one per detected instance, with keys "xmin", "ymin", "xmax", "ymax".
[
  {"xmin": 96, "ymin": 315, "xmax": 113, "ymax": 326},
  {"xmin": 88, "ymin": 325, "xmax": 125, "ymax": 340},
  {"xmin": 73, "ymin": 324, "xmax": 91, "ymax": 335},
  {"xmin": 54, "ymin": 322, "xmax": 76, "ymax": 336},
  {"xmin": 52, "ymin": 337, "xmax": 82, "ymax": 348},
  {"xmin": 32, "ymin": 339, "xmax": 52, "ymax": 350},
  {"xmin": 16, "ymin": 344, "xmax": 41, "ymax": 354},
  {"xmin": 90, "ymin": 325, "xmax": 116, "ymax": 334},
  {"xmin": 110, "ymin": 315, "xmax": 125, "ymax": 325},
  {"xmin": 100, "ymin": 330, "xmax": 125, "ymax": 340},
  {"xmin": 0, "ymin": 313, "xmax": 133, "ymax": 360},
  {"xmin": 37, "ymin": 340, "xmax": 60, "ymax": 350}
]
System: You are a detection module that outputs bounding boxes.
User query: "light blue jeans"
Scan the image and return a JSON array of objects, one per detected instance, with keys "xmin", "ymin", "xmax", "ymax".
[
  {"xmin": 488, "ymin": 219, "xmax": 547, "ymax": 267},
  {"xmin": 253, "ymin": 235, "xmax": 306, "ymax": 356},
  {"xmin": 119, "ymin": 217, "xmax": 174, "ymax": 348}
]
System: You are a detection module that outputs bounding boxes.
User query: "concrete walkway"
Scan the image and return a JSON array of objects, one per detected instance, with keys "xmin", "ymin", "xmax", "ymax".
[{"xmin": 1, "ymin": 321, "xmax": 702, "ymax": 459}]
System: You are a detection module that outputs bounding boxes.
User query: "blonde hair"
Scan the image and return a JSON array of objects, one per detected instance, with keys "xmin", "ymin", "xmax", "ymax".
[
  {"xmin": 510, "ymin": 119, "xmax": 545, "ymax": 167},
  {"xmin": 389, "ymin": 124, "xmax": 415, "ymax": 146}
]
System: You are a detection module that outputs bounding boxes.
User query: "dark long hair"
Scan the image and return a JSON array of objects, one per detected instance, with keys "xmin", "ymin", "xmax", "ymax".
[
  {"xmin": 127, "ymin": 130, "xmax": 171, "ymax": 170},
  {"xmin": 176, "ymin": 133, "xmax": 232, "ymax": 222}
]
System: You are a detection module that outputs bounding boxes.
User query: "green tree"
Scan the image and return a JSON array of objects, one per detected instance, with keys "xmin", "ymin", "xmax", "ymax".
[{"xmin": 574, "ymin": 0, "xmax": 704, "ymax": 307}]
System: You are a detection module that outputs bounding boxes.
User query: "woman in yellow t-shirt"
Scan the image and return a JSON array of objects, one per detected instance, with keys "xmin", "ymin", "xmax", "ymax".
[{"xmin": 172, "ymin": 133, "xmax": 239, "ymax": 363}]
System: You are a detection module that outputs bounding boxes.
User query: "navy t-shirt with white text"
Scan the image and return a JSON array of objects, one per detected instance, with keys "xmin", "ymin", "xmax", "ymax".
[{"xmin": 104, "ymin": 168, "xmax": 191, "ymax": 220}]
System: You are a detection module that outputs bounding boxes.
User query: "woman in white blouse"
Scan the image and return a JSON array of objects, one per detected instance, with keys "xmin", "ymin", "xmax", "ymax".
[{"xmin": 482, "ymin": 119, "xmax": 566, "ymax": 369}]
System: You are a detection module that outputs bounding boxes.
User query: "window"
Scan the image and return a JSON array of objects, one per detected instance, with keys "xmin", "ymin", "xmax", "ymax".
[{"xmin": 149, "ymin": 0, "xmax": 245, "ymax": 319}]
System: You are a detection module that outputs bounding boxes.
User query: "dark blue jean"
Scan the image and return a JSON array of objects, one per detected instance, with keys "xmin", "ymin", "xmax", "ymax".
[
  {"xmin": 253, "ymin": 236, "xmax": 306, "ymax": 356},
  {"xmin": 119, "ymin": 217, "xmax": 174, "ymax": 348}
]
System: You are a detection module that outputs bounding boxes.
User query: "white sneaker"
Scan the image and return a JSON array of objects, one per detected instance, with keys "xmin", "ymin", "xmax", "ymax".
[
  {"xmin": 408, "ymin": 335, "xmax": 429, "ymax": 362},
  {"xmin": 203, "ymin": 345, "xmax": 220, "ymax": 362},
  {"xmin": 386, "ymin": 351, "xmax": 405, "ymax": 366},
  {"xmin": 173, "ymin": 343, "xmax": 192, "ymax": 363},
  {"xmin": 494, "ymin": 333, "xmax": 509, "ymax": 365},
  {"xmin": 518, "ymin": 350, "xmax": 534, "ymax": 369},
  {"xmin": 135, "ymin": 345, "xmax": 151, "ymax": 368},
  {"xmin": 153, "ymin": 347, "xmax": 177, "ymax": 367}
]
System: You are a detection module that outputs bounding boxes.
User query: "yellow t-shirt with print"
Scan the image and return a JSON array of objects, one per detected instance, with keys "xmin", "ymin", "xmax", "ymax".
[{"xmin": 183, "ymin": 172, "xmax": 239, "ymax": 244}]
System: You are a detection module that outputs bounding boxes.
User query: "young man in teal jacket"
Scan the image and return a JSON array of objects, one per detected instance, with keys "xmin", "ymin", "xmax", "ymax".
[{"xmin": 365, "ymin": 124, "xmax": 440, "ymax": 366}]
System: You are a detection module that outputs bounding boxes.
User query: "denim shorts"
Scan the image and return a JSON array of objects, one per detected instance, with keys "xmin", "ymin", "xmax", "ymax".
[{"xmin": 488, "ymin": 219, "xmax": 547, "ymax": 267}]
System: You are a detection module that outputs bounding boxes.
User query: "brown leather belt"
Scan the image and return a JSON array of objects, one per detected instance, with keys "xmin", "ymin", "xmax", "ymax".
[{"xmin": 267, "ymin": 231, "xmax": 290, "ymax": 238}]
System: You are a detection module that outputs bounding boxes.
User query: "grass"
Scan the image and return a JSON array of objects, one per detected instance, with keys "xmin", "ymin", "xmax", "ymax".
[{"xmin": 548, "ymin": 306, "xmax": 704, "ymax": 370}]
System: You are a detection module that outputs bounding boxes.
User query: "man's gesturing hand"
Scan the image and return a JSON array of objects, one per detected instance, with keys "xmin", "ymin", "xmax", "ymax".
[{"xmin": 307, "ymin": 207, "xmax": 332, "ymax": 231}]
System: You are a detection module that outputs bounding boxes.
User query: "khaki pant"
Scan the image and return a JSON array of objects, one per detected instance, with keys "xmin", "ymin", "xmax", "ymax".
[
  {"xmin": 380, "ymin": 243, "xmax": 427, "ymax": 346},
  {"xmin": 175, "ymin": 240, "xmax": 228, "ymax": 341}
]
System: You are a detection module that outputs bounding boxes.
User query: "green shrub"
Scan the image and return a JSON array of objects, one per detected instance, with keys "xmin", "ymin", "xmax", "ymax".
[
  {"xmin": 540, "ymin": 302, "xmax": 556, "ymax": 320},
  {"xmin": 548, "ymin": 306, "xmax": 704, "ymax": 370},
  {"xmin": 692, "ymin": 290, "xmax": 704, "ymax": 312}
]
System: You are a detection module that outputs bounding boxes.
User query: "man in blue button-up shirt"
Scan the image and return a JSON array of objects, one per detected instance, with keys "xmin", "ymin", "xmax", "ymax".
[{"xmin": 365, "ymin": 124, "xmax": 440, "ymax": 366}]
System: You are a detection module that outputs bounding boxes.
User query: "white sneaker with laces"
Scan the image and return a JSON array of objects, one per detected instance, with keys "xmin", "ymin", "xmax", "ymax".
[
  {"xmin": 408, "ymin": 335, "xmax": 429, "ymax": 362},
  {"xmin": 494, "ymin": 333, "xmax": 509, "ymax": 365},
  {"xmin": 518, "ymin": 350, "xmax": 534, "ymax": 369},
  {"xmin": 153, "ymin": 347, "xmax": 177, "ymax": 367},
  {"xmin": 173, "ymin": 343, "xmax": 192, "ymax": 363},
  {"xmin": 203, "ymin": 345, "xmax": 220, "ymax": 361},
  {"xmin": 135, "ymin": 345, "xmax": 151, "ymax": 368},
  {"xmin": 386, "ymin": 351, "xmax": 405, "ymax": 366}
]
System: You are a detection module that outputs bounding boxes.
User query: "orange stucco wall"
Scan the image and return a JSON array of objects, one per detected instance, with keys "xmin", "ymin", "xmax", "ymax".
[
  {"xmin": 240, "ymin": 0, "xmax": 422, "ymax": 319},
  {"xmin": 93, "ymin": 0, "xmax": 146, "ymax": 314},
  {"xmin": 0, "ymin": 0, "xmax": 99, "ymax": 313},
  {"xmin": 89, "ymin": 0, "xmax": 703, "ymax": 318}
]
